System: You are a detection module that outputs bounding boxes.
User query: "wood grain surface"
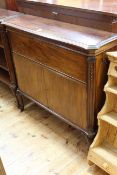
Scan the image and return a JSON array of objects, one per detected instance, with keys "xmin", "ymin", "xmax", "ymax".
[
  {"xmin": 0, "ymin": 82, "xmax": 108, "ymax": 175},
  {"xmin": 16, "ymin": 0, "xmax": 117, "ymax": 32},
  {"xmin": 0, "ymin": 8, "xmax": 19, "ymax": 22},
  {"xmin": 3, "ymin": 14, "xmax": 117, "ymax": 50},
  {"xmin": 6, "ymin": 0, "xmax": 18, "ymax": 11},
  {"xmin": 17, "ymin": 0, "xmax": 117, "ymax": 15}
]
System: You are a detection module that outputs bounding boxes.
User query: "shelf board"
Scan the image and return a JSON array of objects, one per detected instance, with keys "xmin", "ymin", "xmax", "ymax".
[
  {"xmin": 107, "ymin": 52, "xmax": 117, "ymax": 60},
  {"xmin": 100, "ymin": 112, "xmax": 117, "ymax": 127},
  {"xmin": 0, "ymin": 68, "xmax": 10, "ymax": 86},
  {"xmin": 104, "ymin": 86, "xmax": 117, "ymax": 95},
  {"xmin": 90, "ymin": 143, "xmax": 117, "ymax": 174}
]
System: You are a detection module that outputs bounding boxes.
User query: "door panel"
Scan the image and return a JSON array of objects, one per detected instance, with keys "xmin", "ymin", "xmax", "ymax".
[
  {"xmin": 13, "ymin": 53, "xmax": 48, "ymax": 105},
  {"xmin": 13, "ymin": 53, "xmax": 87, "ymax": 129},
  {"xmin": 44, "ymin": 68, "xmax": 87, "ymax": 129}
]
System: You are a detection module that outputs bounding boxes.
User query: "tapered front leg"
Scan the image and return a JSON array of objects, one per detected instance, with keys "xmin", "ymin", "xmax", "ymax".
[{"xmin": 16, "ymin": 90, "xmax": 24, "ymax": 111}]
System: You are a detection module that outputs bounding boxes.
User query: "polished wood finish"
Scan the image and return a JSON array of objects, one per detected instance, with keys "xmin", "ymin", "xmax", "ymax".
[
  {"xmin": 3, "ymin": 14, "xmax": 117, "ymax": 138},
  {"xmin": 16, "ymin": 0, "xmax": 117, "ymax": 16},
  {"xmin": 13, "ymin": 53, "xmax": 48, "ymax": 105},
  {"xmin": 9, "ymin": 31, "xmax": 87, "ymax": 82},
  {"xmin": 0, "ymin": 8, "xmax": 18, "ymax": 19},
  {"xmin": 5, "ymin": 0, "xmax": 18, "ymax": 11},
  {"xmin": 13, "ymin": 53, "xmax": 87, "ymax": 129},
  {"xmin": 16, "ymin": 0, "xmax": 117, "ymax": 32},
  {"xmin": 4, "ymin": 15, "xmax": 117, "ymax": 50}
]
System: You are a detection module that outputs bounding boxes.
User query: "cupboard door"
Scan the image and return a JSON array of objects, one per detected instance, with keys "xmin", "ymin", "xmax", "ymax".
[
  {"xmin": 44, "ymin": 69, "xmax": 87, "ymax": 129},
  {"xmin": 13, "ymin": 53, "xmax": 87, "ymax": 129},
  {"xmin": 13, "ymin": 53, "xmax": 48, "ymax": 105}
]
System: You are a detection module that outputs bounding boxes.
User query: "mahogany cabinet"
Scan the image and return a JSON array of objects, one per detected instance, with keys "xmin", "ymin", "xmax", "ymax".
[
  {"xmin": 0, "ymin": 8, "xmax": 21, "ymax": 105},
  {"xmin": 16, "ymin": 0, "xmax": 117, "ymax": 33},
  {"xmin": 3, "ymin": 14, "xmax": 117, "ymax": 138}
]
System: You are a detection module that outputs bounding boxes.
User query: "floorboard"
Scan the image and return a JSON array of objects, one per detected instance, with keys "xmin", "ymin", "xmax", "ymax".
[{"xmin": 0, "ymin": 82, "xmax": 108, "ymax": 175}]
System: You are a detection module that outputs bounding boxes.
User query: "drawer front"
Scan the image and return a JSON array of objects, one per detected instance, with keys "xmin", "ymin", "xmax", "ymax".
[
  {"xmin": 108, "ymin": 62, "xmax": 117, "ymax": 77},
  {"xmin": 10, "ymin": 31, "xmax": 87, "ymax": 83},
  {"xmin": 13, "ymin": 53, "xmax": 88, "ymax": 129}
]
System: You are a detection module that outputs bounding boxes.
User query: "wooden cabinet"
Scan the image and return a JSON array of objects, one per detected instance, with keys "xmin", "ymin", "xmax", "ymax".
[
  {"xmin": 3, "ymin": 14, "xmax": 117, "ymax": 139},
  {"xmin": 0, "ymin": 8, "xmax": 21, "ymax": 107},
  {"xmin": 0, "ymin": 9, "xmax": 19, "ymax": 86},
  {"xmin": 0, "ymin": 25, "xmax": 10, "ymax": 86},
  {"xmin": 88, "ymin": 52, "xmax": 117, "ymax": 175}
]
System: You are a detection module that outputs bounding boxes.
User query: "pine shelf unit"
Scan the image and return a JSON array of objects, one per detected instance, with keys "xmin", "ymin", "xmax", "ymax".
[{"xmin": 88, "ymin": 51, "xmax": 117, "ymax": 175}]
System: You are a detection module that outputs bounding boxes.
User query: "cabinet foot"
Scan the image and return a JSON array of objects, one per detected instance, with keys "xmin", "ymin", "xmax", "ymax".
[
  {"xmin": 84, "ymin": 132, "xmax": 95, "ymax": 146},
  {"xmin": 10, "ymin": 84, "xmax": 24, "ymax": 111},
  {"xmin": 16, "ymin": 90, "xmax": 24, "ymax": 111}
]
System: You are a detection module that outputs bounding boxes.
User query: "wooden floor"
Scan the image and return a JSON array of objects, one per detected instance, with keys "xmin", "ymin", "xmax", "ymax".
[{"xmin": 0, "ymin": 82, "xmax": 108, "ymax": 175}]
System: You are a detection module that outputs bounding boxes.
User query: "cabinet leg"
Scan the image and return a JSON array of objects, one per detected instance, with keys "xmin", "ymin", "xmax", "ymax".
[
  {"xmin": 81, "ymin": 132, "xmax": 95, "ymax": 147},
  {"xmin": 10, "ymin": 84, "xmax": 24, "ymax": 111},
  {"xmin": 86, "ymin": 135, "xmax": 94, "ymax": 146},
  {"xmin": 10, "ymin": 83, "xmax": 16, "ymax": 96},
  {"xmin": 16, "ymin": 91, "xmax": 24, "ymax": 112}
]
